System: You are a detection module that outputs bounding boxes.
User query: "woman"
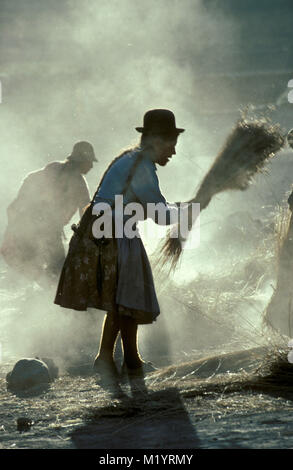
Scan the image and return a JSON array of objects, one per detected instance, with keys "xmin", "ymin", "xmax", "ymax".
[{"xmin": 54, "ymin": 109, "xmax": 185, "ymax": 380}]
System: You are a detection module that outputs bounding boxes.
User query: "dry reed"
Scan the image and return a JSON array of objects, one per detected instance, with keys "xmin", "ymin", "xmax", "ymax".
[{"xmin": 157, "ymin": 116, "xmax": 285, "ymax": 270}]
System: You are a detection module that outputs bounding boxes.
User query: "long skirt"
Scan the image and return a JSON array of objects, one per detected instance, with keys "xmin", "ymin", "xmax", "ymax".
[{"xmin": 54, "ymin": 229, "xmax": 160, "ymax": 325}]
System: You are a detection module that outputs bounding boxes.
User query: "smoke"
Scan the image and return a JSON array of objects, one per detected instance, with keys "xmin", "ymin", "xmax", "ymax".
[
  {"xmin": 1, "ymin": 0, "xmax": 293, "ymax": 366},
  {"xmin": 0, "ymin": 0, "xmax": 240, "ymax": 205}
]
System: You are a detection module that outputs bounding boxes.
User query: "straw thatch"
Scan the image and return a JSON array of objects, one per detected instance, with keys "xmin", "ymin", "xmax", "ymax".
[{"xmin": 264, "ymin": 208, "xmax": 293, "ymax": 337}]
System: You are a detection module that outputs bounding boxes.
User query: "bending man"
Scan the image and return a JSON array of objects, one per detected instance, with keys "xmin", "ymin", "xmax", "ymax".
[{"xmin": 1, "ymin": 141, "xmax": 97, "ymax": 283}]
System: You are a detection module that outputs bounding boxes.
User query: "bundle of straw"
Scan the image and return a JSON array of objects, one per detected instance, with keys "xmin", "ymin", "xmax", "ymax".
[{"xmin": 157, "ymin": 116, "xmax": 285, "ymax": 270}]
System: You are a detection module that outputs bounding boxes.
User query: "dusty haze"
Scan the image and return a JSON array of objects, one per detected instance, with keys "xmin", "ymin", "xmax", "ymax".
[{"xmin": 0, "ymin": 0, "xmax": 293, "ymax": 367}]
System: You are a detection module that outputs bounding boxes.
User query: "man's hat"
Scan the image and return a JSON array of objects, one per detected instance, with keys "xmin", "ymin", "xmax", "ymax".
[
  {"xmin": 135, "ymin": 109, "xmax": 185, "ymax": 136},
  {"xmin": 69, "ymin": 141, "xmax": 97, "ymax": 162}
]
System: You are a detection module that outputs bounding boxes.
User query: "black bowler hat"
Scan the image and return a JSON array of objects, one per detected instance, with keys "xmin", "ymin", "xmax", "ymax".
[{"xmin": 135, "ymin": 109, "xmax": 185, "ymax": 135}]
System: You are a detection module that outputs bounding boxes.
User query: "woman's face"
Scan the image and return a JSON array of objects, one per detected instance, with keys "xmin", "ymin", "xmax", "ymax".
[{"xmin": 153, "ymin": 136, "xmax": 178, "ymax": 166}]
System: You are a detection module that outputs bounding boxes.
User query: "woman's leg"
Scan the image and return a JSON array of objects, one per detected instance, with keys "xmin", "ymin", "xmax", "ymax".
[
  {"xmin": 94, "ymin": 311, "xmax": 120, "ymax": 367},
  {"xmin": 119, "ymin": 315, "xmax": 143, "ymax": 370},
  {"xmin": 94, "ymin": 311, "xmax": 150, "ymax": 373}
]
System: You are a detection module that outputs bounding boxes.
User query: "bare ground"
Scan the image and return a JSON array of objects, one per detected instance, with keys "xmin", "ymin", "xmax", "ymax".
[
  {"xmin": 0, "ymin": 214, "xmax": 292, "ymax": 450},
  {"xmin": 1, "ymin": 345, "xmax": 293, "ymax": 450}
]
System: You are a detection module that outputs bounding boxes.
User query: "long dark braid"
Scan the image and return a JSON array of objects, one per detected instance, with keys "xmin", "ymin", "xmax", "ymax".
[
  {"xmin": 72, "ymin": 144, "xmax": 145, "ymax": 236},
  {"xmin": 92, "ymin": 132, "xmax": 158, "ymax": 202},
  {"xmin": 91, "ymin": 146, "xmax": 139, "ymax": 204}
]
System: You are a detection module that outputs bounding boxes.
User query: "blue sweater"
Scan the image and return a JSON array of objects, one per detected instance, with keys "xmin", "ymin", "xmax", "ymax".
[{"xmin": 93, "ymin": 148, "xmax": 177, "ymax": 225}]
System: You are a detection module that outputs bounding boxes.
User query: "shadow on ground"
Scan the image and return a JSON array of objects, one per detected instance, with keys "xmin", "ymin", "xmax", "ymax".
[{"xmin": 70, "ymin": 387, "xmax": 200, "ymax": 449}]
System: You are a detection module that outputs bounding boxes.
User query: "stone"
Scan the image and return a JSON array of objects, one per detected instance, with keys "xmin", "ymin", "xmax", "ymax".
[
  {"xmin": 6, "ymin": 358, "xmax": 52, "ymax": 392},
  {"xmin": 39, "ymin": 357, "xmax": 59, "ymax": 380},
  {"xmin": 17, "ymin": 417, "xmax": 34, "ymax": 432}
]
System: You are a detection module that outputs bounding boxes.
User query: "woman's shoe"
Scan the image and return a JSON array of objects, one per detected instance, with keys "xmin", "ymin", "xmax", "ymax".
[
  {"xmin": 122, "ymin": 361, "xmax": 158, "ymax": 378},
  {"xmin": 93, "ymin": 358, "xmax": 120, "ymax": 384}
]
